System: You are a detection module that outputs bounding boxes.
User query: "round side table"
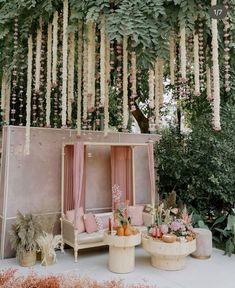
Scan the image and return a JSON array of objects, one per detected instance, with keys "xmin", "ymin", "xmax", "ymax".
[
  {"xmin": 142, "ymin": 234, "xmax": 196, "ymax": 271},
  {"xmin": 104, "ymin": 231, "xmax": 141, "ymax": 273}
]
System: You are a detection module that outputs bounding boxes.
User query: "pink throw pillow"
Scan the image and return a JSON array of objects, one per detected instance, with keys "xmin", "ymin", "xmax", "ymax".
[
  {"xmin": 66, "ymin": 208, "xmax": 85, "ymax": 233},
  {"xmin": 128, "ymin": 206, "xmax": 144, "ymax": 226},
  {"xmin": 83, "ymin": 213, "xmax": 98, "ymax": 233}
]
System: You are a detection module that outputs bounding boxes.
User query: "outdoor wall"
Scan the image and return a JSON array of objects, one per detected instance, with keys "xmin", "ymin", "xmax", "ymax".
[{"xmin": 0, "ymin": 126, "xmax": 159, "ymax": 258}]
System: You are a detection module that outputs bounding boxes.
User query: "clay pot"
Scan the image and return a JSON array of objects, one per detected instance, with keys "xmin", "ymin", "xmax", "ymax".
[{"xmin": 42, "ymin": 253, "xmax": 55, "ymax": 266}]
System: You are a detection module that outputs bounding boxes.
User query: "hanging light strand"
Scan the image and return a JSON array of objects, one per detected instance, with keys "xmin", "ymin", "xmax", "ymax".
[
  {"xmin": 123, "ymin": 36, "xmax": 128, "ymax": 129},
  {"xmin": 46, "ymin": 23, "xmax": 52, "ymax": 127}
]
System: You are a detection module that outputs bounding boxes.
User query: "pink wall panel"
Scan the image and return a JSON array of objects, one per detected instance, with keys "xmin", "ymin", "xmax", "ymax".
[{"xmin": 0, "ymin": 126, "xmax": 159, "ymax": 258}]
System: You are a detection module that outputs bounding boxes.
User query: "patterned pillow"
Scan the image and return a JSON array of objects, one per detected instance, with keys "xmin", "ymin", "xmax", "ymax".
[
  {"xmin": 128, "ymin": 205, "xmax": 144, "ymax": 226},
  {"xmin": 94, "ymin": 212, "xmax": 112, "ymax": 231}
]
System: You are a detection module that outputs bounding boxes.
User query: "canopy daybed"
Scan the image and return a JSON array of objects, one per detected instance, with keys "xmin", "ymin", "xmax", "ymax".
[{"xmin": 61, "ymin": 141, "xmax": 156, "ymax": 262}]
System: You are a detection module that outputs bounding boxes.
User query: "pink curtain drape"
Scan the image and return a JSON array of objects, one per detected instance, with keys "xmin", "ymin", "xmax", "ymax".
[
  {"xmin": 147, "ymin": 143, "xmax": 156, "ymax": 206},
  {"xmin": 73, "ymin": 142, "xmax": 86, "ymax": 225},
  {"xmin": 111, "ymin": 146, "xmax": 133, "ymax": 205},
  {"xmin": 64, "ymin": 145, "xmax": 74, "ymax": 213}
]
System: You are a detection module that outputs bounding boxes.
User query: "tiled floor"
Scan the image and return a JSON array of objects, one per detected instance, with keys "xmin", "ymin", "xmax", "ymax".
[{"xmin": 0, "ymin": 247, "xmax": 234, "ymax": 288}]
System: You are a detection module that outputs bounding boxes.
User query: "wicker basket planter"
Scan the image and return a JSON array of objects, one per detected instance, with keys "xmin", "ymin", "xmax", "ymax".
[{"xmin": 18, "ymin": 251, "xmax": 36, "ymax": 267}]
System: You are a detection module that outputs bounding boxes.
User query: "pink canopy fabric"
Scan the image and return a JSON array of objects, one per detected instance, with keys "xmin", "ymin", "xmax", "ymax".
[
  {"xmin": 147, "ymin": 143, "xmax": 156, "ymax": 206},
  {"xmin": 64, "ymin": 145, "xmax": 74, "ymax": 213},
  {"xmin": 73, "ymin": 142, "xmax": 86, "ymax": 226},
  {"xmin": 111, "ymin": 146, "xmax": 133, "ymax": 205}
]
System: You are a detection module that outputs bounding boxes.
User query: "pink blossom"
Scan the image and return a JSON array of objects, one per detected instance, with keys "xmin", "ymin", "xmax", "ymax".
[{"xmin": 160, "ymin": 224, "xmax": 169, "ymax": 235}]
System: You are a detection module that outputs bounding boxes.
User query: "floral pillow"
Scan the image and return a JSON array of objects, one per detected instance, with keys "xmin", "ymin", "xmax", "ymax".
[{"xmin": 94, "ymin": 212, "xmax": 112, "ymax": 231}]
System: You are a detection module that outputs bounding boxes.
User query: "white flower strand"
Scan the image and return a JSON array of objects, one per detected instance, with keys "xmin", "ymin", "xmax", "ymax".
[
  {"xmin": 122, "ymin": 35, "xmax": 128, "ymax": 129},
  {"xmin": 68, "ymin": 32, "xmax": 75, "ymax": 123},
  {"xmin": 206, "ymin": 65, "xmax": 212, "ymax": 101},
  {"xmin": 194, "ymin": 32, "xmax": 200, "ymax": 96},
  {"xmin": 211, "ymin": 0, "xmax": 221, "ymax": 131},
  {"xmin": 91, "ymin": 23, "xmax": 96, "ymax": 108},
  {"xmin": 87, "ymin": 22, "xmax": 96, "ymax": 110},
  {"xmin": 148, "ymin": 68, "xmax": 155, "ymax": 109},
  {"xmin": 83, "ymin": 36, "xmax": 88, "ymax": 122},
  {"xmin": 35, "ymin": 18, "xmax": 43, "ymax": 92},
  {"xmin": 154, "ymin": 59, "xmax": 160, "ymax": 129},
  {"xmin": 158, "ymin": 58, "xmax": 164, "ymax": 106},
  {"xmin": 100, "ymin": 16, "xmax": 106, "ymax": 106},
  {"xmin": 46, "ymin": 23, "xmax": 52, "ymax": 127},
  {"xmin": 77, "ymin": 22, "xmax": 83, "ymax": 136},
  {"xmin": 52, "ymin": 11, "xmax": 58, "ymax": 84},
  {"xmin": 1, "ymin": 70, "xmax": 6, "ymax": 115},
  {"xmin": 5, "ymin": 75, "xmax": 11, "ymax": 124},
  {"xmin": 180, "ymin": 26, "xmax": 187, "ymax": 81},
  {"xmin": 169, "ymin": 34, "xmax": 175, "ymax": 85},
  {"xmin": 62, "ymin": 0, "xmax": 69, "ymax": 127},
  {"xmin": 25, "ymin": 35, "xmax": 33, "ymax": 155},
  {"xmin": 104, "ymin": 36, "xmax": 110, "ymax": 137}
]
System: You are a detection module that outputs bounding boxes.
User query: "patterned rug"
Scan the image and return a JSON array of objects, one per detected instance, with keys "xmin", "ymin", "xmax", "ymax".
[{"xmin": 0, "ymin": 269, "xmax": 157, "ymax": 288}]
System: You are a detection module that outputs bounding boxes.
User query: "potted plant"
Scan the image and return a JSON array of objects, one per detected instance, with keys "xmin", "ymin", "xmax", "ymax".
[
  {"xmin": 36, "ymin": 232, "xmax": 62, "ymax": 266},
  {"xmin": 9, "ymin": 211, "xmax": 42, "ymax": 267}
]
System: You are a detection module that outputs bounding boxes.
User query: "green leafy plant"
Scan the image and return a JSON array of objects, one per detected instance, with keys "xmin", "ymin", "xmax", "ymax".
[{"xmin": 9, "ymin": 211, "xmax": 42, "ymax": 259}]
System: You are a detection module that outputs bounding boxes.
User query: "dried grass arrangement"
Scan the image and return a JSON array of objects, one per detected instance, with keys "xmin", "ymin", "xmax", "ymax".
[
  {"xmin": 36, "ymin": 232, "xmax": 62, "ymax": 266},
  {"xmin": 9, "ymin": 211, "xmax": 42, "ymax": 267},
  {"xmin": 0, "ymin": 269, "xmax": 158, "ymax": 288}
]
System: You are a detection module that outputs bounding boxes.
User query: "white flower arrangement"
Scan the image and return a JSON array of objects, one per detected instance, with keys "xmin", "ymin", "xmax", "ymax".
[
  {"xmin": 68, "ymin": 32, "xmax": 75, "ymax": 123},
  {"xmin": 52, "ymin": 11, "xmax": 58, "ymax": 85},
  {"xmin": 35, "ymin": 18, "xmax": 42, "ymax": 92}
]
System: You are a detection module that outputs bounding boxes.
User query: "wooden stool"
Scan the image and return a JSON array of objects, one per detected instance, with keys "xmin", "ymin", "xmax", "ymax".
[{"xmin": 191, "ymin": 228, "xmax": 212, "ymax": 259}]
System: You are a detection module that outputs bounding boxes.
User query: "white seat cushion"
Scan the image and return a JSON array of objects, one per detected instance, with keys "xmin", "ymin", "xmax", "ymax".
[{"xmin": 77, "ymin": 230, "xmax": 105, "ymax": 244}]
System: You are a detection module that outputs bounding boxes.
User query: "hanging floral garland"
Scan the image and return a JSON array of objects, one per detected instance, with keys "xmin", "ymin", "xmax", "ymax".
[
  {"xmin": 77, "ymin": 22, "xmax": 83, "ymax": 136},
  {"xmin": 116, "ymin": 41, "xmax": 123, "ymax": 130},
  {"xmin": 46, "ymin": 23, "xmax": 52, "ymax": 127},
  {"xmin": 154, "ymin": 59, "xmax": 160, "ymax": 130},
  {"xmin": 158, "ymin": 58, "xmax": 164, "ymax": 107},
  {"xmin": 87, "ymin": 21, "xmax": 96, "ymax": 111},
  {"xmin": 100, "ymin": 16, "xmax": 106, "ymax": 107},
  {"xmin": 19, "ymin": 51, "xmax": 25, "ymax": 126},
  {"xmin": 193, "ymin": 32, "xmax": 200, "ymax": 96},
  {"xmin": 206, "ymin": 65, "xmax": 212, "ymax": 101},
  {"xmin": 130, "ymin": 49, "xmax": 137, "ymax": 112},
  {"xmin": 1, "ymin": 70, "xmax": 6, "ymax": 122},
  {"xmin": 82, "ymin": 30, "xmax": 88, "ymax": 129},
  {"xmin": 180, "ymin": 26, "xmax": 187, "ymax": 82},
  {"xmin": 104, "ymin": 36, "xmax": 110, "ymax": 136},
  {"xmin": 122, "ymin": 36, "xmax": 128, "ymax": 130},
  {"xmin": 95, "ymin": 29, "xmax": 101, "ymax": 130},
  {"xmin": 39, "ymin": 22, "xmax": 45, "ymax": 127},
  {"xmin": 68, "ymin": 32, "xmax": 75, "ymax": 124},
  {"xmin": 211, "ymin": 0, "xmax": 221, "ymax": 131},
  {"xmin": 62, "ymin": 0, "xmax": 69, "ymax": 127},
  {"xmin": 25, "ymin": 35, "xmax": 33, "ymax": 155},
  {"xmin": 52, "ymin": 11, "xmax": 58, "ymax": 85},
  {"xmin": 223, "ymin": 0, "xmax": 230, "ymax": 92},
  {"xmin": 198, "ymin": 21, "xmax": 205, "ymax": 92},
  {"xmin": 169, "ymin": 33, "xmax": 175, "ymax": 85},
  {"xmin": 148, "ymin": 68, "xmax": 155, "ymax": 109},
  {"xmin": 11, "ymin": 17, "xmax": 19, "ymax": 125},
  {"xmin": 35, "ymin": 18, "xmax": 42, "ymax": 93}
]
